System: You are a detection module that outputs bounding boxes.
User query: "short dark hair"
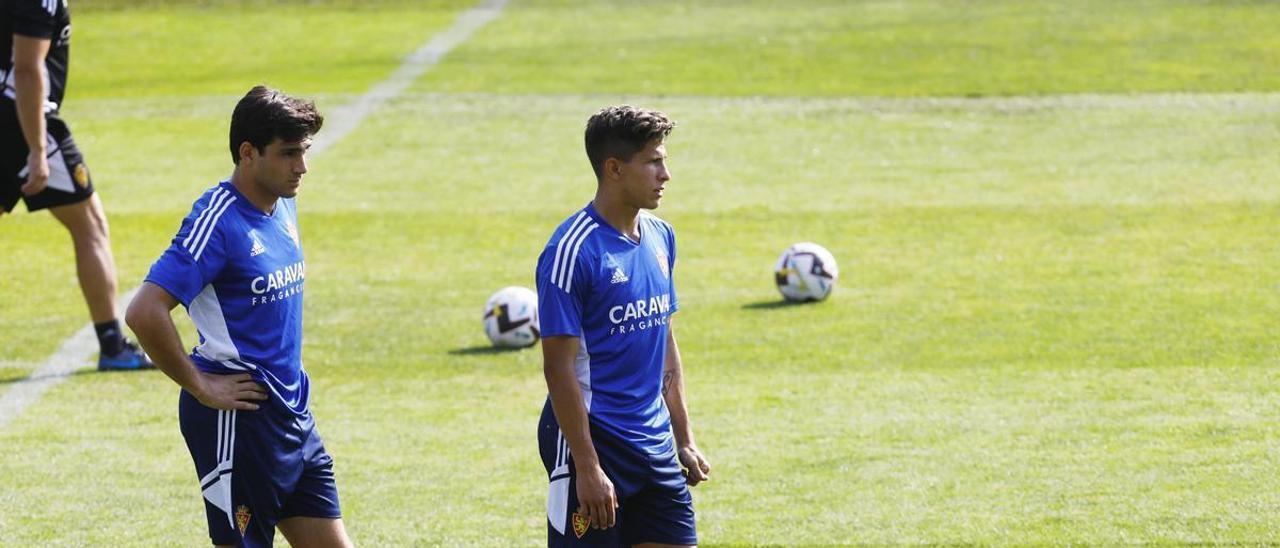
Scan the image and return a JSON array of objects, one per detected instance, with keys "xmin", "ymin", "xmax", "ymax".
[
  {"xmin": 229, "ymin": 85, "xmax": 324, "ymax": 164},
  {"xmin": 584, "ymin": 106, "xmax": 675, "ymax": 180}
]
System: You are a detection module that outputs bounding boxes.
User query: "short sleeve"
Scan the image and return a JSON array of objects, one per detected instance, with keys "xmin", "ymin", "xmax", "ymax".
[
  {"xmin": 536, "ymin": 243, "xmax": 588, "ymax": 338},
  {"xmin": 10, "ymin": 0, "xmax": 56, "ymax": 39},
  {"xmin": 144, "ymin": 221, "xmax": 227, "ymax": 306}
]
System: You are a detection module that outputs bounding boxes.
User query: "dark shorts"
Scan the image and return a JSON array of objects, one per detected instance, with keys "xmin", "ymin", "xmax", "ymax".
[
  {"xmin": 538, "ymin": 400, "xmax": 697, "ymax": 547},
  {"xmin": 179, "ymin": 389, "xmax": 341, "ymax": 547},
  {"xmin": 0, "ymin": 100, "xmax": 94, "ymax": 213}
]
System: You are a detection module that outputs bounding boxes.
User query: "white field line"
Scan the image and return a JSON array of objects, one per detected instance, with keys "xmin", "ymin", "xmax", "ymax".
[
  {"xmin": 311, "ymin": 0, "xmax": 509, "ymax": 156},
  {"xmin": 0, "ymin": 288, "xmax": 138, "ymax": 431},
  {"xmin": 0, "ymin": 0, "xmax": 509, "ymax": 431}
]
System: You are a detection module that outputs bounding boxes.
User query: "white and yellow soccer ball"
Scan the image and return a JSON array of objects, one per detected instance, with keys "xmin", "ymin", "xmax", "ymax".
[
  {"xmin": 483, "ymin": 286, "xmax": 540, "ymax": 348},
  {"xmin": 774, "ymin": 242, "xmax": 839, "ymax": 302}
]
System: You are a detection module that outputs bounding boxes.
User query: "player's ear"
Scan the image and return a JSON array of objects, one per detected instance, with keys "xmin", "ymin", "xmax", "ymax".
[
  {"xmin": 603, "ymin": 157, "xmax": 623, "ymax": 182},
  {"xmin": 238, "ymin": 141, "xmax": 257, "ymax": 164}
]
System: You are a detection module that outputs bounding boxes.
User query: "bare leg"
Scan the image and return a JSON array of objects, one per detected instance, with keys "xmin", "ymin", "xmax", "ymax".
[
  {"xmin": 278, "ymin": 516, "xmax": 353, "ymax": 548},
  {"xmin": 48, "ymin": 194, "xmax": 118, "ymax": 324}
]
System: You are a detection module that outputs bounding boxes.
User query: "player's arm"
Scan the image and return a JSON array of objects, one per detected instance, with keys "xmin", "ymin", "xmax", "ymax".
[
  {"xmin": 543, "ymin": 334, "xmax": 617, "ymax": 531},
  {"xmin": 11, "ymin": 33, "xmax": 49, "ymax": 195},
  {"xmin": 664, "ymin": 318, "xmax": 711, "ymax": 486},
  {"xmin": 126, "ymin": 282, "xmax": 267, "ymax": 411}
]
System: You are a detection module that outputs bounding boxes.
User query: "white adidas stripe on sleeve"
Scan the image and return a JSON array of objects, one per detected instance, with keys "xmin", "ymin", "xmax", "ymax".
[{"xmin": 550, "ymin": 212, "xmax": 588, "ymax": 288}]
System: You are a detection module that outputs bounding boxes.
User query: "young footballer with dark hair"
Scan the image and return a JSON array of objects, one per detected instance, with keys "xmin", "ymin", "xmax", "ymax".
[
  {"xmin": 127, "ymin": 85, "xmax": 351, "ymax": 547},
  {"xmin": 537, "ymin": 105, "xmax": 711, "ymax": 546}
]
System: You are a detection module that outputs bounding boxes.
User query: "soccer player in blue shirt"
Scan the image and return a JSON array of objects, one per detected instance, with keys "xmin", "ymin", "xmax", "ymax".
[
  {"xmin": 127, "ymin": 86, "xmax": 351, "ymax": 547},
  {"xmin": 537, "ymin": 106, "xmax": 711, "ymax": 546}
]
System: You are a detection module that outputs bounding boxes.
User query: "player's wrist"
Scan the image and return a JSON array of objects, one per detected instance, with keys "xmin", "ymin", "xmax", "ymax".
[
  {"xmin": 572, "ymin": 454, "xmax": 603, "ymax": 472},
  {"xmin": 674, "ymin": 434, "xmax": 697, "ymax": 449},
  {"xmin": 186, "ymin": 373, "xmax": 214, "ymax": 402}
]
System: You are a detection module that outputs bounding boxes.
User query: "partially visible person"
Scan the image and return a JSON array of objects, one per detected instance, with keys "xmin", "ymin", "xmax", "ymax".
[{"xmin": 1, "ymin": 0, "xmax": 151, "ymax": 369}]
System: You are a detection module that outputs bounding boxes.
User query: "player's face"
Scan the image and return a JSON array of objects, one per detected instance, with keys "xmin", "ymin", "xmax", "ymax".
[
  {"xmin": 617, "ymin": 139, "xmax": 671, "ymax": 210},
  {"xmin": 253, "ymin": 137, "xmax": 312, "ymax": 199}
]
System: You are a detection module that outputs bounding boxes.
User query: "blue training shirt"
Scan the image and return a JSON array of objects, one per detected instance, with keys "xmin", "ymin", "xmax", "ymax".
[
  {"xmin": 145, "ymin": 181, "xmax": 310, "ymax": 415},
  {"xmin": 537, "ymin": 202, "xmax": 680, "ymax": 457}
]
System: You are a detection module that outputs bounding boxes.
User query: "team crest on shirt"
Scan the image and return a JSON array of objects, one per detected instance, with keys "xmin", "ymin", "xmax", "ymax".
[
  {"xmin": 73, "ymin": 163, "xmax": 88, "ymax": 188},
  {"xmin": 571, "ymin": 512, "xmax": 589, "ymax": 538},
  {"xmin": 235, "ymin": 505, "xmax": 251, "ymax": 536},
  {"xmin": 654, "ymin": 249, "xmax": 669, "ymax": 278}
]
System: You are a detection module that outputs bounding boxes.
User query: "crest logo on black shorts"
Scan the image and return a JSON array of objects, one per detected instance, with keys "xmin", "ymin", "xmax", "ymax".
[
  {"xmin": 571, "ymin": 512, "xmax": 589, "ymax": 538},
  {"xmin": 73, "ymin": 164, "xmax": 88, "ymax": 188},
  {"xmin": 235, "ymin": 505, "xmax": 252, "ymax": 536}
]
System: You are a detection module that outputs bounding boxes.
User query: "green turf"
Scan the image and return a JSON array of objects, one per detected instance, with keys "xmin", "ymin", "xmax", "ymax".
[
  {"xmin": 2, "ymin": 0, "xmax": 1279, "ymax": 544},
  {"xmin": 417, "ymin": 0, "xmax": 1280, "ymax": 97},
  {"xmin": 72, "ymin": 1, "xmax": 473, "ymax": 99}
]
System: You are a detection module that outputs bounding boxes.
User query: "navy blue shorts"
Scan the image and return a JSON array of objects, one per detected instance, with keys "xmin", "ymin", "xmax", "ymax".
[
  {"xmin": 538, "ymin": 400, "xmax": 697, "ymax": 546},
  {"xmin": 179, "ymin": 389, "xmax": 341, "ymax": 547}
]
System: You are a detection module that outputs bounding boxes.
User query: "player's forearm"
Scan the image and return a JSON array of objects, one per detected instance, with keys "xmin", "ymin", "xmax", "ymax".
[
  {"xmin": 663, "ymin": 364, "xmax": 697, "ymax": 449},
  {"xmin": 543, "ymin": 342, "xmax": 601, "ymax": 469},
  {"xmin": 12, "ymin": 62, "xmax": 46, "ymax": 153},
  {"xmin": 546, "ymin": 371, "xmax": 601, "ymax": 468},
  {"xmin": 663, "ymin": 326, "xmax": 698, "ymax": 448},
  {"xmin": 126, "ymin": 295, "xmax": 207, "ymax": 397}
]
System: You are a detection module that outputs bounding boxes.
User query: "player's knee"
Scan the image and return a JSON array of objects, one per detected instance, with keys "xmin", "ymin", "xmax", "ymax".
[
  {"xmin": 82, "ymin": 195, "xmax": 111, "ymax": 240},
  {"xmin": 71, "ymin": 220, "xmax": 110, "ymax": 249},
  {"xmin": 55, "ymin": 200, "xmax": 110, "ymax": 246}
]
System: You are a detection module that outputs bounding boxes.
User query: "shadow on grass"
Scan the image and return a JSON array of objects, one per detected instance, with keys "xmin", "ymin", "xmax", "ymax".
[
  {"xmin": 740, "ymin": 299, "xmax": 820, "ymax": 311},
  {"xmin": 0, "ymin": 366, "xmax": 146, "ymax": 385},
  {"xmin": 448, "ymin": 345, "xmax": 536, "ymax": 356}
]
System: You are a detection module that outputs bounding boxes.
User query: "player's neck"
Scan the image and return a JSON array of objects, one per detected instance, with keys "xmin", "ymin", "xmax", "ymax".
[
  {"xmin": 229, "ymin": 171, "xmax": 278, "ymax": 215},
  {"xmin": 591, "ymin": 194, "xmax": 640, "ymax": 241}
]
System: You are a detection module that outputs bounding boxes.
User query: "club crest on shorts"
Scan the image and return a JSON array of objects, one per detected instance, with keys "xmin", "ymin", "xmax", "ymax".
[
  {"xmin": 571, "ymin": 512, "xmax": 589, "ymax": 538},
  {"xmin": 73, "ymin": 163, "xmax": 89, "ymax": 188},
  {"xmin": 235, "ymin": 505, "xmax": 252, "ymax": 536}
]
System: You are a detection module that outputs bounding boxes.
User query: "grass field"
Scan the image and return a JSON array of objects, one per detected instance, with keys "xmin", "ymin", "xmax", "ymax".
[{"xmin": 1, "ymin": 0, "xmax": 1278, "ymax": 544}]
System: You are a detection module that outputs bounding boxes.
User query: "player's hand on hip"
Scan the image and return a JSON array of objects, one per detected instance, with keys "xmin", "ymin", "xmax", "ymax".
[
  {"xmin": 195, "ymin": 372, "xmax": 268, "ymax": 411},
  {"xmin": 678, "ymin": 445, "xmax": 711, "ymax": 486},
  {"xmin": 575, "ymin": 463, "xmax": 617, "ymax": 530},
  {"xmin": 20, "ymin": 149, "xmax": 48, "ymax": 196}
]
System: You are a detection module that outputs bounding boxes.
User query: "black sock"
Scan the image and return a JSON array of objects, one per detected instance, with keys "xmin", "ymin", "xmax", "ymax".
[{"xmin": 95, "ymin": 320, "xmax": 125, "ymax": 355}]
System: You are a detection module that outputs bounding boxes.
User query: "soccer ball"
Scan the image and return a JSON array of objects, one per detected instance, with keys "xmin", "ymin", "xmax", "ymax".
[
  {"xmin": 774, "ymin": 242, "xmax": 839, "ymax": 302},
  {"xmin": 483, "ymin": 286, "xmax": 540, "ymax": 348}
]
